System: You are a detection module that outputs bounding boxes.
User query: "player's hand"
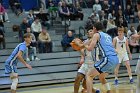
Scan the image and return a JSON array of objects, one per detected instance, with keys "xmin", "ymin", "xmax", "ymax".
[
  {"xmin": 25, "ymin": 64, "xmax": 32, "ymax": 70},
  {"xmin": 129, "ymin": 53, "xmax": 132, "ymax": 60}
]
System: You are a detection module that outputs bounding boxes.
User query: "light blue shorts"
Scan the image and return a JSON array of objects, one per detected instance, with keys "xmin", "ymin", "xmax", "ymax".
[
  {"xmin": 5, "ymin": 64, "xmax": 17, "ymax": 74},
  {"xmin": 94, "ymin": 55, "xmax": 119, "ymax": 73}
]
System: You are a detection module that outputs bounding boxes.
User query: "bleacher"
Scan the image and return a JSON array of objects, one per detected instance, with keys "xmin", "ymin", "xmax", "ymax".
[{"xmin": 0, "ymin": 8, "xmax": 139, "ymax": 90}]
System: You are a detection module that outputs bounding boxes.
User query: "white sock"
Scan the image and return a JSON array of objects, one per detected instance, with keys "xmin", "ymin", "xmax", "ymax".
[
  {"xmin": 104, "ymin": 83, "xmax": 111, "ymax": 90},
  {"xmin": 115, "ymin": 77, "xmax": 118, "ymax": 80},
  {"xmin": 129, "ymin": 76, "xmax": 132, "ymax": 80}
]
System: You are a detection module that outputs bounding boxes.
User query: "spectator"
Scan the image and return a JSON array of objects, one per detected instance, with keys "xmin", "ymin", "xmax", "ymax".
[
  {"xmin": 92, "ymin": 0, "xmax": 102, "ymax": 13},
  {"xmin": 127, "ymin": 25, "xmax": 137, "ymax": 39},
  {"xmin": 9, "ymin": 0, "xmax": 23, "ymax": 16},
  {"xmin": 48, "ymin": 0, "xmax": 58, "ymax": 17},
  {"xmin": 125, "ymin": 5, "xmax": 135, "ymax": 23},
  {"xmin": 116, "ymin": 16, "xmax": 128, "ymax": 33},
  {"xmin": 26, "ymin": 27, "xmax": 40, "ymax": 61},
  {"xmin": 75, "ymin": 2, "xmax": 84, "ymax": 20},
  {"xmin": 109, "ymin": 0, "xmax": 117, "ymax": 12},
  {"xmin": 20, "ymin": 18, "xmax": 30, "ymax": 34},
  {"xmin": 0, "ymin": 3, "xmax": 10, "ymax": 22},
  {"xmin": 0, "ymin": 28, "xmax": 5, "ymax": 49},
  {"xmin": 108, "ymin": 10, "xmax": 116, "ymax": 21},
  {"xmin": 106, "ymin": 18, "xmax": 116, "ymax": 31},
  {"xmin": 99, "ymin": 10, "xmax": 107, "ymax": 21},
  {"xmin": 27, "ymin": 10, "xmax": 36, "ymax": 26},
  {"xmin": 102, "ymin": 0, "xmax": 110, "ymax": 17},
  {"xmin": 59, "ymin": 1, "xmax": 70, "ymax": 20},
  {"xmin": 36, "ymin": 8, "xmax": 50, "ymax": 29},
  {"xmin": 61, "ymin": 31, "xmax": 74, "ymax": 52},
  {"xmin": 38, "ymin": 29, "xmax": 53, "ymax": 53},
  {"xmin": 90, "ymin": 12, "xmax": 100, "ymax": 22},
  {"xmin": 31, "ymin": 17, "xmax": 42, "ymax": 40}
]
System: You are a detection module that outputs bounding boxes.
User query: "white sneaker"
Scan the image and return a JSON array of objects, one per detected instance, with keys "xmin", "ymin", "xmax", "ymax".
[
  {"xmin": 26, "ymin": 58, "xmax": 30, "ymax": 61},
  {"xmin": 35, "ymin": 57, "xmax": 40, "ymax": 61}
]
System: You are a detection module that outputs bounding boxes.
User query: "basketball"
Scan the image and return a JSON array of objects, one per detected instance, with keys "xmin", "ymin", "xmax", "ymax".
[{"xmin": 70, "ymin": 38, "xmax": 84, "ymax": 51}]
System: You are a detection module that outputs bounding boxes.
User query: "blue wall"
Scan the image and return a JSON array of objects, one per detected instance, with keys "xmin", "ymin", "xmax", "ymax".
[{"xmin": 3, "ymin": 0, "xmax": 39, "ymax": 11}]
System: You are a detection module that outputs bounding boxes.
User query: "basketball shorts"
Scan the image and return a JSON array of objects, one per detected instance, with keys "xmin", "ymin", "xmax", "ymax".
[
  {"xmin": 94, "ymin": 55, "xmax": 119, "ymax": 73},
  {"xmin": 5, "ymin": 64, "xmax": 17, "ymax": 74},
  {"xmin": 118, "ymin": 53, "xmax": 129, "ymax": 63},
  {"xmin": 78, "ymin": 62, "xmax": 94, "ymax": 75}
]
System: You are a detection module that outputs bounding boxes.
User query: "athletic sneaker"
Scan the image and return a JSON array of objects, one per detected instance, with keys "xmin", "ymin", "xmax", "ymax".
[
  {"xmin": 35, "ymin": 57, "xmax": 40, "ymax": 61},
  {"xmin": 130, "ymin": 79, "xmax": 134, "ymax": 84},
  {"xmin": 114, "ymin": 79, "xmax": 118, "ymax": 85},
  {"xmin": 96, "ymin": 89, "xmax": 100, "ymax": 93}
]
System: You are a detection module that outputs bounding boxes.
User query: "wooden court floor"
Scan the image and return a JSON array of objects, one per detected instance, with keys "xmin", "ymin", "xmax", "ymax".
[{"xmin": 0, "ymin": 82, "xmax": 136, "ymax": 93}]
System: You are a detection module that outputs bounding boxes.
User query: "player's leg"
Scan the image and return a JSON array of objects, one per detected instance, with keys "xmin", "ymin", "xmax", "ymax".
[
  {"xmin": 10, "ymin": 73, "xmax": 18, "ymax": 93},
  {"xmin": 125, "ymin": 61, "xmax": 133, "ymax": 83},
  {"xmin": 86, "ymin": 68, "xmax": 100, "ymax": 93},
  {"xmin": 74, "ymin": 72, "xmax": 85, "ymax": 93},
  {"xmin": 114, "ymin": 64, "xmax": 120, "ymax": 85},
  {"xmin": 99, "ymin": 73, "xmax": 111, "ymax": 93}
]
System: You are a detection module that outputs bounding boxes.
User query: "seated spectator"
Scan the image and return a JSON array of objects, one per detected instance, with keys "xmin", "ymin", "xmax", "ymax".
[
  {"xmin": 36, "ymin": 8, "xmax": 50, "ymax": 29},
  {"xmin": 102, "ymin": 0, "xmax": 110, "ymax": 17},
  {"xmin": 59, "ymin": 1, "xmax": 70, "ymax": 21},
  {"xmin": 106, "ymin": 18, "xmax": 116, "ymax": 31},
  {"xmin": 127, "ymin": 26, "xmax": 139, "ymax": 53},
  {"xmin": 38, "ymin": 29, "xmax": 53, "ymax": 53},
  {"xmin": 125, "ymin": 5, "xmax": 135, "ymax": 23},
  {"xmin": 19, "ymin": 18, "xmax": 30, "ymax": 42},
  {"xmin": 20, "ymin": 18, "xmax": 30, "ymax": 34},
  {"xmin": 0, "ymin": 28, "xmax": 5, "ymax": 49},
  {"xmin": 108, "ymin": 10, "xmax": 116, "ymax": 21},
  {"xmin": 61, "ymin": 31, "xmax": 74, "ymax": 52},
  {"xmin": 129, "ymin": 33, "xmax": 140, "ymax": 53},
  {"xmin": 48, "ymin": 0, "xmax": 58, "ymax": 17},
  {"xmin": 75, "ymin": 2, "xmax": 84, "ymax": 20},
  {"xmin": 127, "ymin": 25, "xmax": 137, "ymax": 39},
  {"xmin": 31, "ymin": 17, "xmax": 42, "ymax": 40},
  {"xmin": 9, "ymin": 0, "xmax": 23, "ymax": 16},
  {"xmin": 116, "ymin": 16, "xmax": 128, "ymax": 33},
  {"xmin": 109, "ymin": 0, "xmax": 117, "ymax": 13},
  {"xmin": 90, "ymin": 12, "xmax": 100, "ymax": 22},
  {"xmin": 0, "ymin": 3, "xmax": 10, "ymax": 22},
  {"xmin": 92, "ymin": 0, "xmax": 102, "ymax": 13},
  {"xmin": 99, "ymin": 10, "xmax": 107, "ymax": 21},
  {"xmin": 27, "ymin": 10, "xmax": 36, "ymax": 26},
  {"xmin": 26, "ymin": 27, "xmax": 40, "ymax": 61}
]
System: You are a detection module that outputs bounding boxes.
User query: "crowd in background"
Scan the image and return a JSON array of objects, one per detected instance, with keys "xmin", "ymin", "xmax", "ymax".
[{"xmin": 0, "ymin": 0, "xmax": 139, "ymax": 61}]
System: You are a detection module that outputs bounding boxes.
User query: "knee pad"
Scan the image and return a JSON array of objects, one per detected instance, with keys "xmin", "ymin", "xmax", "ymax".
[{"xmin": 11, "ymin": 78, "xmax": 18, "ymax": 90}]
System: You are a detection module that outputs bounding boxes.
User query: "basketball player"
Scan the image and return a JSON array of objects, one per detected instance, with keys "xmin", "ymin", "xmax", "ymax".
[
  {"xmin": 5, "ymin": 33, "xmax": 32, "ymax": 93},
  {"xmin": 76, "ymin": 22, "xmax": 119, "ymax": 93},
  {"xmin": 74, "ymin": 29, "xmax": 100, "ymax": 93},
  {"xmin": 113, "ymin": 26, "xmax": 133, "ymax": 85}
]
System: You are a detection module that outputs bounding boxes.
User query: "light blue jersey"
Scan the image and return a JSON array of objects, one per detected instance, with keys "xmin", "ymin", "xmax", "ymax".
[
  {"xmin": 97, "ymin": 32, "xmax": 117, "ymax": 57},
  {"xmin": 5, "ymin": 42, "xmax": 27, "ymax": 74},
  {"xmin": 94, "ymin": 32, "xmax": 119, "ymax": 73}
]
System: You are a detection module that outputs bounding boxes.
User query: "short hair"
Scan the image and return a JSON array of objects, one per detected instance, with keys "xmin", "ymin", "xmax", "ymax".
[
  {"xmin": 23, "ymin": 33, "xmax": 31, "ymax": 38},
  {"xmin": 117, "ymin": 26, "xmax": 124, "ymax": 32},
  {"xmin": 93, "ymin": 22, "xmax": 104, "ymax": 31}
]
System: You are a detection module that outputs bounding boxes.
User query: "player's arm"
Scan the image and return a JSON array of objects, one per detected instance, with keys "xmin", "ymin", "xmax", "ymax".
[
  {"xmin": 84, "ymin": 33, "xmax": 99, "ymax": 51},
  {"xmin": 126, "ymin": 38, "xmax": 132, "ymax": 60},
  {"xmin": 79, "ymin": 49, "xmax": 85, "ymax": 64},
  {"xmin": 17, "ymin": 51, "xmax": 32, "ymax": 69},
  {"xmin": 112, "ymin": 37, "xmax": 118, "ymax": 53}
]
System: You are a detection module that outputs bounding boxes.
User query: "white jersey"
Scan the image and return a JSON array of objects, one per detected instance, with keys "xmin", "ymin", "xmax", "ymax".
[{"xmin": 115, "ymin": 36, "xmax": 127, "ymax": 54}]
